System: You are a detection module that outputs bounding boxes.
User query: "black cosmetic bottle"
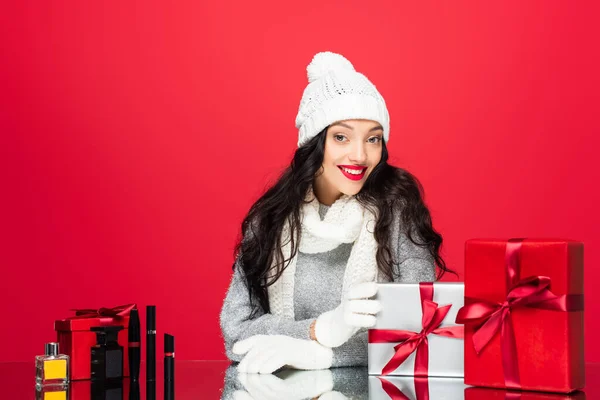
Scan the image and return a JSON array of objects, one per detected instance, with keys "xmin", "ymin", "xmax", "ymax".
[
  {"xmin": 91, "ymin": 379, "xmax": 123, "ymax": 400},
  {"xmin": 90, "ymin": 326, "xmax": 124, "ymax": 381}
]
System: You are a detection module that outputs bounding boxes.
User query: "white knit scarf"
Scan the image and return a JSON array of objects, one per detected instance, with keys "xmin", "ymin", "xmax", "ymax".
[{"xmin": 268, "ymin": 187, "xmax": 379, "ymax": 319}]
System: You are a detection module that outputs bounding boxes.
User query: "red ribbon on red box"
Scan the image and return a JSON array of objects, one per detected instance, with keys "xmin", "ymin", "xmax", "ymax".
[
  {"xmin": 368, "ymin": 283, "xmax": 464, "ymax": 377},
  {"xmin": 70, "ymin": 303, "xmax": 136, "ymax": 320},
  {"xmin": 455, "ymin": 238, "xmax": 584, "ymax": 389}
]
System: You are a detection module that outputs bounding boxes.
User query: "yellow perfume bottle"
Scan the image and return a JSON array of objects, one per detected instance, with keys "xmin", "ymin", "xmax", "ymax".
[
  {"xmin": 35, "ymin": 385, "xmax": 69, "ymax": 400},
  {"xmin": 35, "ymin": 342, "xmax": 69, "ymax": 388}
]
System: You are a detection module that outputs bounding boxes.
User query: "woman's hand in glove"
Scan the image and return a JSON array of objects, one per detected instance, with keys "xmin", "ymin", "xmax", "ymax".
[
  {"xmin": 232, "ymin": 369, "xmax": 339, "ymax": 400},
  {"xmin": 314, "ymin": 281, "xmax": 381, "ymax": 347},
  {"xmin": 232, "ymin": 334, "xmax": 333, "ymax": 374}
]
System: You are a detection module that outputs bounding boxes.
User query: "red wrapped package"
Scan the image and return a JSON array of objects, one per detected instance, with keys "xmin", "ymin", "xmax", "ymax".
[
  {"xmin": 54, "ymin": 304, "xmax": 135, "ymax": 380},
  {"xmin": 465, "ymin": 387, "xmax": 586, "ymax": 399},
  {"xmin": 456, "ymin": 239, "xmax": 584, "ymax": 393}
]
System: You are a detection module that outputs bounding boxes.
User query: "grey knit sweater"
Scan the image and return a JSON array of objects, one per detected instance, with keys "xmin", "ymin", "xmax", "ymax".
[{"xmin": 219, "ymin": 202, "xmax": 435, "ymax": 367}]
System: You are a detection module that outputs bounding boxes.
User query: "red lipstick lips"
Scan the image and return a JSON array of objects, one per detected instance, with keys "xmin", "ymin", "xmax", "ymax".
[{"xmin": 338, "ymin": 165, "xmax": 367, "ymax": 181}]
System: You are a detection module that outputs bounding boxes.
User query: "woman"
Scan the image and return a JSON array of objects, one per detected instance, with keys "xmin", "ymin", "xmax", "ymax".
[{"xmin": 219, "ymin": 51, "xmax": 452, "ymax": 374}]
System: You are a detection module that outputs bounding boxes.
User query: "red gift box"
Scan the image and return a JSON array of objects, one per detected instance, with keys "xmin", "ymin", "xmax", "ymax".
[
  {"xmin": 465, "ymin": 387, "xmax": 586, "ymax": 399},
  {"xmin": 456, "ymin": 239, "xmax": 584, "ymax": 393},
  {"xmin": 54, "ymin": 304, "xmax": 136, "ymax": 380}
]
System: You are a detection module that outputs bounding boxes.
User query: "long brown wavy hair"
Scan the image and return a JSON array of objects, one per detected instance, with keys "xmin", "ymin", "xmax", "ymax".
[{"xmin": 233, "ymin": 128, "xmax": 454, "ymax": 317}]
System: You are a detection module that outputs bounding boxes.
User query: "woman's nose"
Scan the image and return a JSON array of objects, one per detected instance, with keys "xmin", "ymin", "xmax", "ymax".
[{"xmin": 349, "ymin": 142, "xmax": 367, "ymax": 163}]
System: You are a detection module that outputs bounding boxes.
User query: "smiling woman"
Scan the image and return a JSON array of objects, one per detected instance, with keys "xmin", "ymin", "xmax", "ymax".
[
  {"xmin": 315, "ymin": 119, "xmax": 384, "ymax": 204},
  {"xmin": 219, "ymin": 51, "xmax": 454, "ymax": 374}
]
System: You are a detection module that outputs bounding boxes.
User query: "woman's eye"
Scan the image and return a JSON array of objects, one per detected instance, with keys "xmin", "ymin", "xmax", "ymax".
[{"xmin": 333, "ymin": 135, "xmax": 381, "ymax": 143}]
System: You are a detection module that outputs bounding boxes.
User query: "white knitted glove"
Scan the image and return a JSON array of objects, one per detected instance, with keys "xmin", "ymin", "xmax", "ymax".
[
  {"xmin": 233, "ymin": 369, "xmax": 335, "ymax": 400},
  {"xmin": 314, "ymin": 282, "xmax": 381, "ymax": 348},
  {"xmin": 232, "ymin": 334, "xmax": 333, "ymax": 374},
  {"xmin": 319, "ymin": 392, "xmax": 350, "ymax": 400}
]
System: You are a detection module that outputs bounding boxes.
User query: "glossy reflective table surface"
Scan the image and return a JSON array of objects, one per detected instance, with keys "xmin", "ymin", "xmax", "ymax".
[{"xmin": 5, "ymin": 361, "xmax": 600, "ymax": 399}]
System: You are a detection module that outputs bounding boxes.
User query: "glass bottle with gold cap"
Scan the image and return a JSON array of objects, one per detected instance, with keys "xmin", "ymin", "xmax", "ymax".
[{"xmin": 36, "ymin": 342, "xmax": 69, "ymax": 388}]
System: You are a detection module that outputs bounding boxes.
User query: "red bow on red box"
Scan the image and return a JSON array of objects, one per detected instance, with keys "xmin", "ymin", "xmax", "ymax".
[
  {"xmin": 70, "ymin": 304, "xmax": 136, "ymax": 319},
  {"xmin": 456, "ymin": 239, "xmax": 584, "ymax": 389}
]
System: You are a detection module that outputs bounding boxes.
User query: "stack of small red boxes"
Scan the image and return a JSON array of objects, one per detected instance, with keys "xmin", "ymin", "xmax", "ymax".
[
  {"xmin": 457, "ymin": 239, "xmax": 585, "ymax": 398},
  {"xmin": 54, "ymin": 304, "xmax": 135, "ymax": 380}
]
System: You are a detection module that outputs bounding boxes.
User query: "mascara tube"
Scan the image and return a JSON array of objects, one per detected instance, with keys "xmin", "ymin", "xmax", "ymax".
[
  {"xmin": 128, "ymin": 308, "xmax": 141, "ymax": 381},
  {"xmin": 129, "ymin": 379, "xmax": 140, "ymax": 400},
  {"xmin": 146, "ymin": 381, "xmax": 156, "ymax": 400},
  {"xmin": 146, "ymin": 306, "xmax": 156, "ymax": 382},
  {"xmin": 164, "ymin": 334, "xmax": 175, "ymax": 400}
]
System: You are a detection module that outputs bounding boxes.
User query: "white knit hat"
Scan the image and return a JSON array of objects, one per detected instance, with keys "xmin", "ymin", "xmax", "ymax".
[{"xmin": 295, "ymin": 51, "xmax": 390, "ymax": 147}]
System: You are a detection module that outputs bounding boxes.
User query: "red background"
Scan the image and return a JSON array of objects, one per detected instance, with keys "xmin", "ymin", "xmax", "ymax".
[{"xmin": 1, "ymin": 1, "xmax": 598, "ymax": 363}]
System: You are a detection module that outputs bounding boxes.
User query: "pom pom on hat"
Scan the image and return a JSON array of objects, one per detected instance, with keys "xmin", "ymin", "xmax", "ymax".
[
  {"xmin": 307, "ymin": 51, "xmax": 356, "ymax": 83},
  {"xmin": 295, "ymin": 51, "xmax": 390, "ymax": 147}
]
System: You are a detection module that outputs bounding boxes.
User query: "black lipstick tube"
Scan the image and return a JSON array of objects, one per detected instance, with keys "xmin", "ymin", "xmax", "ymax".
[
  {"xmin": 128, "ymin": 308, "xmax": 141, "ymax": 381},
  {"xmin": 146, "ymin": 381, "xmax": 156, "ymax": 400},
  {"xmin": 129, "ymin": 379, "xmax": 140, "ymax": 400},
  {"xmin": 164, "ymin": 333, "xmax": 175, "ymax": 400},
  {"xmin": 146, "ymin": 305, "xmax": 156, "ymax": 382}
]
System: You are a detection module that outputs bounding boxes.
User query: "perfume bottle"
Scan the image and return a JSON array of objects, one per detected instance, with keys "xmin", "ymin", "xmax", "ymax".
[
  {"xmin": 35, "ymin": 385, "xmax": 69, "ymax": 400},
  {"xmin": 35, "ymin": 342, "xmax": 70, "ymax": 388},
  {"xmin": 90, "ymin": 325, "xmax": 124, "ymax": 381}
]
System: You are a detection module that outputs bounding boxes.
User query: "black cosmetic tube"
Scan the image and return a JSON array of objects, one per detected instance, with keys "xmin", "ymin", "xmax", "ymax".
[
  {"xmin": 146, "ymin": 381, "xmax": 156, "ymax": 400},
  {"xmin": 164, "ymin": 333, "xmax": 175, "ymax": 400},
  {"xmin": 129, "ymin": 379, "xmax": 140, "ymax": 400},
  {"xmin": 146, "ymin": 305, "xmax": 156, "ymax": 382},
  {"xmin": 128, "ymin": 308, "xmax": 141, "ymax": 381}
]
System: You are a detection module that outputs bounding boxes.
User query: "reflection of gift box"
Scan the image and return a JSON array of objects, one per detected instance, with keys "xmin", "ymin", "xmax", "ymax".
[
  {"xmin": 369, "ymin": 375, "xmax": 467, "ymax": 400},
  {"xmin": 465, "ymin": 387, "xmax": 586, "ymax": 399},
  {"xmin": 70, "ymin": 378, "xmax": 128, "ymax": 400},
  {"xmin": 456, "ymin": 239, "xmax": 584, "ymax": 393},
  {"xmin": 368, "ymin": 283, "xmax": 464, "ymax": 377},
  {"xmin": 54, "ymin": 304, "xmax": 135, "ymax": 380}
]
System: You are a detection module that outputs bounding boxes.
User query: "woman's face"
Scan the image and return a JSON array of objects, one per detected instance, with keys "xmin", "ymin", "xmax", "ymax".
[{"xmin": 313, "ymin": 119, "xmax": 384, "ymax": 205}]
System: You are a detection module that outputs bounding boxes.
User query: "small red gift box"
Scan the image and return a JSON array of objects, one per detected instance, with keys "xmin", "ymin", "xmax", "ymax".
[
  {"xmin": 465, "ymin": 387, "xmax": 586, "ymax": 399},
  {"xmin": 456, "ymin": 239, "xmax": 584, "ymax": 393},
  {"xmin": 54, "ymin": 304, "xmax": 136, "ymax": 380}
]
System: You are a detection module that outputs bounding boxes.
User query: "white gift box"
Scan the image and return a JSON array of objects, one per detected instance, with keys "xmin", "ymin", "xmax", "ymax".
[
  {"xmin": 367, "ymin": 282, "xmax": 464, "ymax": 377},
  {"xmin": 369, "ymin": 375, "xmax": 467, "ymax": 400}
]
